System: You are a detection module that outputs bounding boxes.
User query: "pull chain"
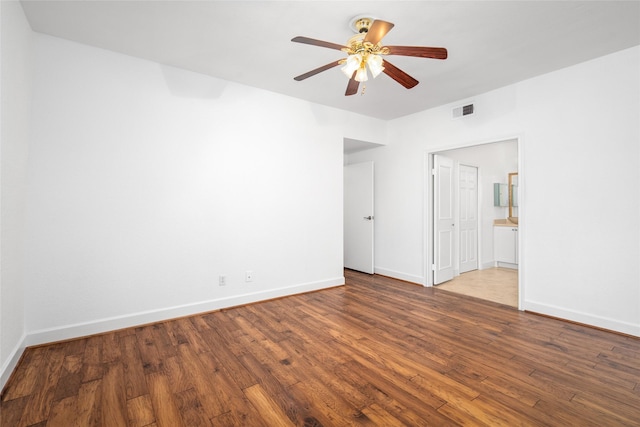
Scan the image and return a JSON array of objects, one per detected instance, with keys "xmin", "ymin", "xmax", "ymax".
[{"xmin": 361, "ymin": 83, "xmax": 366, "ymax": 96}]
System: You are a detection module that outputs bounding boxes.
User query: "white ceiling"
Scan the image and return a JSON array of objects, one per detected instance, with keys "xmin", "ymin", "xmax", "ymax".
[{"xmin": 19, "ymin": 1, "xmax": 640, "ymax": 120}]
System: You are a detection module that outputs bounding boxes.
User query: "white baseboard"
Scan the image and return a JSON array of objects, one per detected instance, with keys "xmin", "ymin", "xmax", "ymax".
[
  {"xmin": 19, "ymin": 276, "xmax": 344, "ymax": 351},
  {"xmin": 481, "ymin": 261, "xmax": 496, "ymax": 270},
  {"xmin": 496, "ymin": 261, "xmax": 518, "ymax": 269},
  {"xmin": 0, "ymin": 333, "xmax": 27, "ymax": 392},
  {"xmin": 374, "ymin": 267, "xmax": 423, "ymax": 285},
  {"xmin": 524, "ymin": 300, "xmax": 640, "ymax": 337},
  {"xmin": 25, "ymin": 277, "xmax": 344, "ymax": 347},
  {"xmin": 2, "ymin": 277, "xmax": 344, "ymax": 391}
]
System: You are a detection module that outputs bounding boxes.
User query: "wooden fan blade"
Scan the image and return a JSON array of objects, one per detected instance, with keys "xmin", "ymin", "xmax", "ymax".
[
  {"xmin": 386, "ymin": 46, "xmax": 448, "ymax": 60},
  {"xmin": 382, "ymin": 60, "xmax": 419, "ymax": 89},
  {"xmin": 291, "ymin": 36, "xmax": 347, "ymax": 51},
  {"xmin": 345, "ymin": 73, "xmax": 359, "ymax": 96},
  {"xmin": 363, "ymin": 20, "xmax": 394, "ymax": 45},
  {"xmin": 294, "ymin": 60, "xmax": 342, "ymax": 81}
]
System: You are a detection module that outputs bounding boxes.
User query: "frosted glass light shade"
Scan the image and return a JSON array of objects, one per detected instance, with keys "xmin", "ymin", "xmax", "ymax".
[
  {"xmin": 341, "ymin": 54, "xmax": 362, "ymax": 78},
  {"xmin": 355, "ymin": 66, "xmax": 368, "ymax": 82},
  {"xmin": 367, "ymin": 54, "xmax": 384, "ymax": 78}
]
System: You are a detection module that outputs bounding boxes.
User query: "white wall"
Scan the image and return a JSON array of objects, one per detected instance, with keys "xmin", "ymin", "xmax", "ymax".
[
  {"xmin": 0, "ymin": 0, "xmax": 33, "ymax": 388},
  {"xmin": 349, "ymin": 46, "xmax": 640, "ymax": 336},
  {"xmin": 21, "ymin": 33, "xmax": 384, "ymax": 346}
]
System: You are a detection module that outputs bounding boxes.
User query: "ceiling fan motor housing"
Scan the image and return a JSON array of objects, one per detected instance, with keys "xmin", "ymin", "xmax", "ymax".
[
  {"xmin": 349, "ymin": 15, "xmax": 376, "ymax": 33},
  {"xmin": 355, "ymin": 18, "xmax": 371, "ymax": 33}
]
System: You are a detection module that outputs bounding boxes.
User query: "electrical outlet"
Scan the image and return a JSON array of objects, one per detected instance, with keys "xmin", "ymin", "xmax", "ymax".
[
  {"xmin": 245, "ymin": 271, "xmax": 253, "ymax": 282},
  {"xmin": 219, "ymin": 275, "xmax": 226, "ymax": 286}
]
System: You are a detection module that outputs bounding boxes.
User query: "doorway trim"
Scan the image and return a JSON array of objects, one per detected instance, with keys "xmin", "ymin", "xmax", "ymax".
[{"xmin": 424, "ymin": 135, "xmax": 524, "ymax": 310}]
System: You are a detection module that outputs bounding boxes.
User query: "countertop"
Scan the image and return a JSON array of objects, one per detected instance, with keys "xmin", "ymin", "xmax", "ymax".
[{"xmin": 494, "ymin": 218, "xmax": 518, "ymax": 227}]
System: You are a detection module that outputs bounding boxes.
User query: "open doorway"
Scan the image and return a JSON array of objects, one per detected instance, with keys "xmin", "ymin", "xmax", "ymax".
[
  {"xmin": 344, "ymin": 161, "xmax": 374, "ymax": 274},
  {"xmin": 427, "ymin": 138, "xmax": 520, "ymax": 308},
  {"xmin": 343, "ymin": 138, "xmax": 383, "ymax": 274}
]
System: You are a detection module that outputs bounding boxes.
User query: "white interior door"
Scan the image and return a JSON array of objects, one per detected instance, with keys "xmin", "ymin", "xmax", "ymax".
[
  {"xmin": 459, "ymin": 165, "xmax": 478, "ymax": 273},
  {"xmin": 344, "ymin": 161, "xmax": 374, "ymax": 274},
  {"xmin": 434, "ymin": 155, "xmax": 455, "ymax": 284}
]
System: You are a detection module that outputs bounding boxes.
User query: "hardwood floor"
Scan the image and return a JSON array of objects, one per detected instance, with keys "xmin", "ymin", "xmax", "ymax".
[
  {"xmin": 435, "ymin": 268, "xmax": 518, "ymax": 307},
  {"xmin": 2, "ymin": 269, "xmax": 639, "ymax": 426}
]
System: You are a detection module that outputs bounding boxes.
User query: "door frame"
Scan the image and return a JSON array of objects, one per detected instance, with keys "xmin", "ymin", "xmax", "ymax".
[{"xmin": 424, "ymin": 136, "xmax": 524, "ymax": 310}]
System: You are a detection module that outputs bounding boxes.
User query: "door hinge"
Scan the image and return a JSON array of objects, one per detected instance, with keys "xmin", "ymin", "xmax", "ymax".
[
  {"xmin": 432, "ymin": 264, "xmax": 436, "ymax": 271},
  {"xmin": 432, "ymin": 168, "xmax": 436, "ymax": 176}
]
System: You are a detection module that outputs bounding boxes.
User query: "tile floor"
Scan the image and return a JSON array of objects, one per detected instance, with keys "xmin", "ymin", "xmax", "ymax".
[{"xmin": 435, "ymin": 267, "xmax": 518, "ymax": 307}]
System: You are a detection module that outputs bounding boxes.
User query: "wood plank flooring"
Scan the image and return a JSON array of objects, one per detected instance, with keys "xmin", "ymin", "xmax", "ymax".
[{"xmin": 2, "ymin": 269, "xmax": 639, "ymax": 426}]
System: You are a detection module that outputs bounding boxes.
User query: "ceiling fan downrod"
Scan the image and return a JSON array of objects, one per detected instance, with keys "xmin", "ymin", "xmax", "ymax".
[{"xmin": 353, "ymin": 17, "xmax": 373, "ymax": 34}]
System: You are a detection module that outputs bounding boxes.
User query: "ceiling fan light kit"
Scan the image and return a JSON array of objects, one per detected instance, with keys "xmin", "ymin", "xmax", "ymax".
[{"xmin": 292, "ymin": 15, "xmax": 448, "ymax": 96}]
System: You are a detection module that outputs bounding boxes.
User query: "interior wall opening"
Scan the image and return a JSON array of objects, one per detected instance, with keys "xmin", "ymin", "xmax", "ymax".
[{"xmin": 427, "ymin": 138, "xmax": 521, "ymax": 308}]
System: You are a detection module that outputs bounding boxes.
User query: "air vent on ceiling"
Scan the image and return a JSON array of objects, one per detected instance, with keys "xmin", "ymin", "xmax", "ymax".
[{"xmin": 452, "ymin": 103, "xmax": 474, "ymax": 119}]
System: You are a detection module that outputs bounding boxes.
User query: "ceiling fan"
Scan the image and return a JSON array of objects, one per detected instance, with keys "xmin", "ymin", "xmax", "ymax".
[{"xmin": 291, "ymin": 16, "xmax": 448, "ymax": 96}]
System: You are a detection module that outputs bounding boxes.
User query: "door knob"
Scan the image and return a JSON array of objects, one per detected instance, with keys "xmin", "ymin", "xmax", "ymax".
[{"xmin": 364, "ymin": 216, "xmax": 374, "ymax": 220}]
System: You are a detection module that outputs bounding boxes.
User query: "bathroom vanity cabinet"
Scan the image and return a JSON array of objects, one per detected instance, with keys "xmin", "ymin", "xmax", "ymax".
[{"xmin": 494, "ymin": 225, "xmax": 518, "ymax": 267}]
